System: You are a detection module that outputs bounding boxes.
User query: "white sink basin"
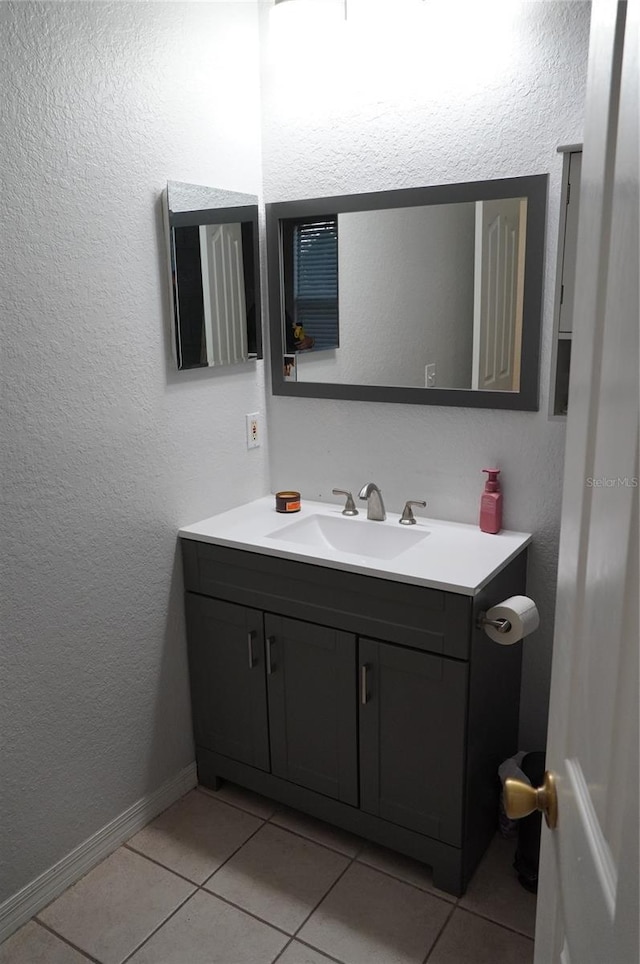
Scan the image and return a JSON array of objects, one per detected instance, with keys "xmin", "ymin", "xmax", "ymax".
[{"xmin": 267, "ymin": 513, "xmax": 430, "ymax": 560}]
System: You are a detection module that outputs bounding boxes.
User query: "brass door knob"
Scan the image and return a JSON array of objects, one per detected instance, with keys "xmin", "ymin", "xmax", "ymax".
[{"xmin": 504, "ymin": 770, "xmax": 558, "ymax": 830}]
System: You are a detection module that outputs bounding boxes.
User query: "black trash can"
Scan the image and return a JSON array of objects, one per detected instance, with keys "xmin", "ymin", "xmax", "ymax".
[{"xmin": 513, "ymin": 750, "xmax": 545, "ymax": 892}]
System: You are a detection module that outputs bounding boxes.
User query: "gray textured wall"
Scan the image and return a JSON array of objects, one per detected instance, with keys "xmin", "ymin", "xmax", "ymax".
[
  {"xmin": 0, "ymin": 0, "xmax": 266, "ymax": 904},
  {"xmin": 261, "ymin": 0, "xmax": 591, "ymax": 749}
]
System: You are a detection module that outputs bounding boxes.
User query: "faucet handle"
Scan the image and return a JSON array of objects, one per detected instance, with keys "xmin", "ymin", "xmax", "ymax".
[
  {"xmin": 332, "ymin": 488, "xmax": 359, "ymax": 516},
  {"xmin": 399, "ymin": 500, "xmax": 427, "ymax": 525}
]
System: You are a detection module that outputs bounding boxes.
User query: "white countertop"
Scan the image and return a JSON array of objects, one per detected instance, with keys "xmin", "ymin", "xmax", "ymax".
[{"xmin": 179, "ymin": 496, "xmax": 531, "ymax": 596}]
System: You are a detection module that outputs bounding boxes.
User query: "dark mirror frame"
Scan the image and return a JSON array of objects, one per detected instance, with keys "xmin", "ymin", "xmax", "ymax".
[
  {"xmin": 266, "ymin": 174, "xmax": 547, "ymax": 410},
  {"xmin": 164, "ymin": 188, "xmax": 263, "ymax": 370}
]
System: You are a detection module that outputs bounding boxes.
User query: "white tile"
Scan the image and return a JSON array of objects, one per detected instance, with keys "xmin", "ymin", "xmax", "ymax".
[
  {"xmin": 276, "ymin": 941, "xmax": 340, "ymax": 964},
  {"xmin": 459, "ymin": 835, "xmax": 537, "ymax": 937},
  {"xmin": 205, "ymin": 823, "xmax": 349, "ymax": 934},
  {"xmin": 198, "ymin": 783, "xmax": 279, "ymax": 820},
  {"xmin": 127, "ymin": 890, "xmax": 287, "ymax": 964},
  {"xmin": 356, "ymin": 843, "xmax": 456, "ymax": 901},
  {"xmin": 298, "ymin": 861, "xmax": 451, "ymax": 964},
  {"xmin": 271, "ymin": 807, "xmax": 363, "ymax": 857},
  {"xmin": 0, "ymin": 922, "xmax": 90, "ymax": 964},
  {"xmin": 427, "ymin": 908, "xmax": 534, "ymax": 964},
  {"xmin": 37, "ymin": 847, "xmax": 195, "ymax": 964},
  {"xmin": 127, "ymin": 789, "xmax": 262, "ymax": 883}
]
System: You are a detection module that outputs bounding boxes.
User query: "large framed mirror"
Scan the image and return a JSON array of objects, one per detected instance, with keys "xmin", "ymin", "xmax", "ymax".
[
  {"xmin": 163, "ymin": 181, "xmax": 262, "ymax": 370},
  {"xmin": 266, "ymin": 175, "xmax": 547, "ymax": 409}
]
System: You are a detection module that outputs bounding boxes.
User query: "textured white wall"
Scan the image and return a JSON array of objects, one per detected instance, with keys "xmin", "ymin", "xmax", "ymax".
[
  {"xmin": 0, "ymin": 0, "xmax": 266, "ymax": 904},
  {"xmin": 296, "ymin": 204, "xmax": 475, "ymax": 388},
  {"xmin": 261, "ymin": 0, "xmax": 591, "ymax": 748}
]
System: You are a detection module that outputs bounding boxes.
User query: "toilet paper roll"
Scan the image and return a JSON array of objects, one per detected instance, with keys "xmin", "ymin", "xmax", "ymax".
[{"xmin": 483, "ymin": 595, "xmax": 540, "ymax": 645}]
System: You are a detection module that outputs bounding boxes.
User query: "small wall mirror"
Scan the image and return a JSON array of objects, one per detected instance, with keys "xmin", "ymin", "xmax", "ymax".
[
  {"xmin": 267, "ymin": 175, "xmax": 547, "ymax": 409},
  {"xmin": 163, "ymin": 181, "xmax": 262, "ymax": 370}
]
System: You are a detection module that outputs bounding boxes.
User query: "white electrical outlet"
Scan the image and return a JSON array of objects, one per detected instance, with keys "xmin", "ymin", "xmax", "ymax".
[
  {"xmin": 246, "ymin": 412, "xmax": 260, "ymax": 449},
  {"xmin": 425, "ymin": 363, "xmax": 437, "ymax": 388}
]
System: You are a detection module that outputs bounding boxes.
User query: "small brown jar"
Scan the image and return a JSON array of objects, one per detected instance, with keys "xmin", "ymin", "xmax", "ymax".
[{"xmin": 275, "ymin": 491, "xmax": 301, "ymax": 513}]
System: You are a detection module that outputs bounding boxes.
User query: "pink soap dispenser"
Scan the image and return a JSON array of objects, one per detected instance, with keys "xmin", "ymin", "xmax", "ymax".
[{"xmin": 479, "ymin": 468, "xmax": 503, "ymax": 534}]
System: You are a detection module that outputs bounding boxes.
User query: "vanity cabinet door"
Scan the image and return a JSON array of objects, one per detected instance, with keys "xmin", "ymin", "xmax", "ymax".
[
  {"xmin": 264, "ymin": 614, "xmax": 358, "ymax": 805},
  {"xmin": 359, "ymin": 638, "xmax": 468, "ymax": 846},
  {"xmin": 185, "ymin": 594, "xmax": 270, "ymax": 771}
]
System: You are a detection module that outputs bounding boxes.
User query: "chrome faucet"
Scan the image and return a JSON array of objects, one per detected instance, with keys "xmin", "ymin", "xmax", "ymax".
[{"xmin": 358, "ymin": 482, "xmax": 386, "ymax": 521}]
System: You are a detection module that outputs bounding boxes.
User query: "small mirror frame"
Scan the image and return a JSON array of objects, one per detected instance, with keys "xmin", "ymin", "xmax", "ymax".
[{"xmin": 266, "ymin": 174, "xmax": 547, "ymax": 410}]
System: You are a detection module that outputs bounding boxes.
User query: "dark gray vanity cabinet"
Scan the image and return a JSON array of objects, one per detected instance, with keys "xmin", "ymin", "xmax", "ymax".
[
  {"xmin": 181, "ymin": 538, "xmax": 527, "ymax": 896},
  {"xmin": 265, "ymin": 615, "xmax": 358, "ymax": 805},
  {"xmin": 186, "ymin": 595, "xmax": 359, "ymax": 806},
  {"xmin": 185, "ymin": 595, "xmax": 270, "ymax": 772},
  {"xmin": 359, "ymin": 638, "xmax": 467, "ymax": 847}
]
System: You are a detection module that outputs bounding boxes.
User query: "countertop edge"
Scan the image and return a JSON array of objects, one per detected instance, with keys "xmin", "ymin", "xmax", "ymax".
[{"xmin": 177, "ymin": 529, "xmax": 532, "ymax": 597}]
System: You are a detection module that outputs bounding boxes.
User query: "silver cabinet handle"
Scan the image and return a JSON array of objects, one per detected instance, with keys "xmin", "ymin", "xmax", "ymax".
[
  {"xmin": 361, "ymin": 664, "xmax": 369, "ymax": 704},
  {"xmin": 266, "ymin": 636, "xmax": 275, "ymax": 675},
  {"xmin": 247, "ymin": 630, "xmax": 256, "ymax": 669}
]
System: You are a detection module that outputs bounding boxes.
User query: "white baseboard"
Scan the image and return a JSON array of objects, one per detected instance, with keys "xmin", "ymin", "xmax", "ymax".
[{"xmin": 0, "ymin": 762, "xmax": 197, "ymax": 945}]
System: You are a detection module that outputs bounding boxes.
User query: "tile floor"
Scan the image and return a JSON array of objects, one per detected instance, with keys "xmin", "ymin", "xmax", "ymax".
[{"xmin": 0, "ymin": 784, "xmax": 536, "ymax": 964}]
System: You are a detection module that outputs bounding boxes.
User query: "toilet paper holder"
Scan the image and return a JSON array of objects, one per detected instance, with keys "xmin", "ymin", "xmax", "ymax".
[{"xmin": 477, "ymin": 612, "xmax": 513, "ymax": 634}]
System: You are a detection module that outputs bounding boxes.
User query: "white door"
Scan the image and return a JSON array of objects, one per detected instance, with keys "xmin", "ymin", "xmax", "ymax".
[
  {"xmin": 535, "ymin": 3, "xmax": 638, "ymax": 963},
  {"xmin": 472, "ymin": 197, "xmax": 526, "ymax": 391},
  {"xmin": 200, "ymin": 223, "xmax": 249, "ymax": 366}
]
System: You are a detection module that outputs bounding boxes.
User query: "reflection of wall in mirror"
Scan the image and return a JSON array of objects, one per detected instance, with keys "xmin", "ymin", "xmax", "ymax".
[
  {"xmin": 295, "ymin": 203, "xmax": 476, "ymax": 389},
  {"xmin": 173, "ymin": 224, "xmax": 207, "ymax": 368}
]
